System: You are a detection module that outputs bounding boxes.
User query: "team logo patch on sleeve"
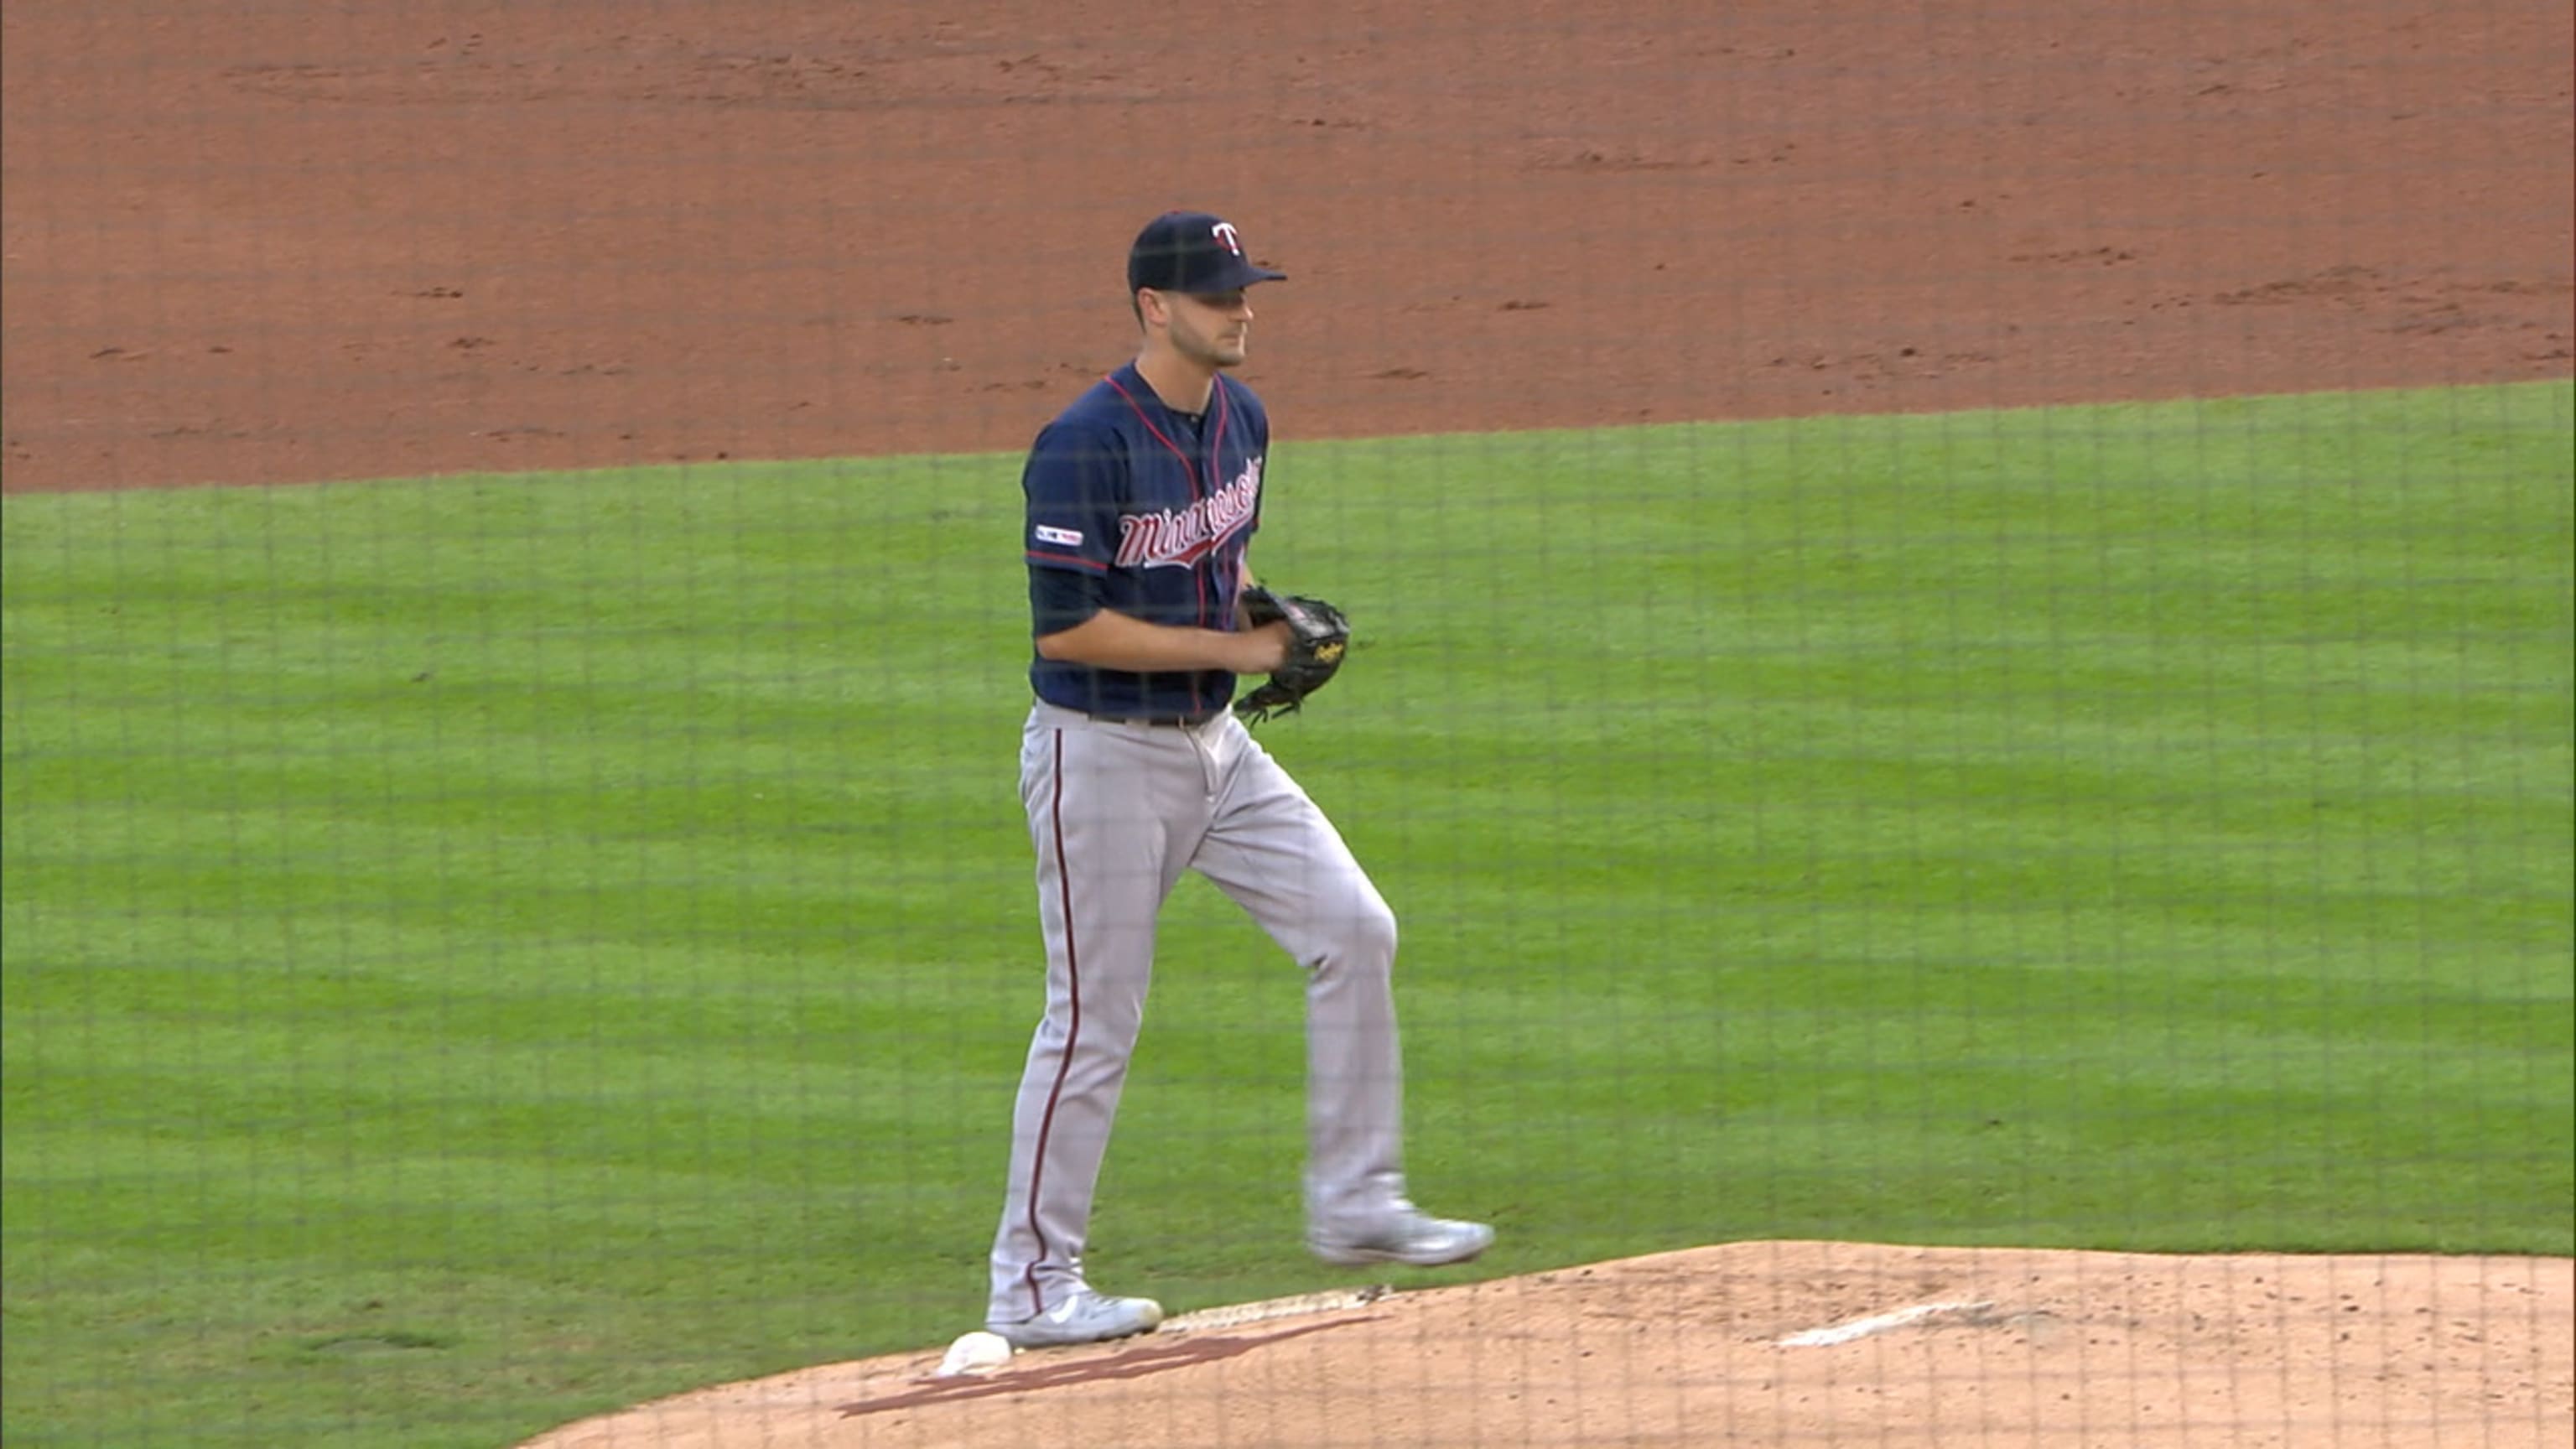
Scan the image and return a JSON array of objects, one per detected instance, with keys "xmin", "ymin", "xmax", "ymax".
[{"xmin": 1034, "ymin": 525, "xmax": 1084, "ymax": 547}]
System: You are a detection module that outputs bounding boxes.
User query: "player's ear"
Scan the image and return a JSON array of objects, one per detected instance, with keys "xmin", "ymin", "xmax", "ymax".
[{"xmin": 1133, "ymin": 288, "xmax": 1166, "ymax": 333}]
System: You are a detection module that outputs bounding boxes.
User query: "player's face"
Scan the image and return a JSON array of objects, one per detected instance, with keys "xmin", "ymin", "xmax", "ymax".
[{"xmin": 1157, "ymin": 288, "xmax": 1254, "ymax": 368}]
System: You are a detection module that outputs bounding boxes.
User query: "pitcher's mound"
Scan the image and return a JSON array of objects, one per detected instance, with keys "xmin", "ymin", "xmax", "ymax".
[{"xmin": 522, "ymin": 1240, "xmax": 2573, "ymax": 1448}]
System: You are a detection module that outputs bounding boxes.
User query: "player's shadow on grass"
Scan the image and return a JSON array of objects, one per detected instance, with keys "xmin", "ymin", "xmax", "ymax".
[{"xmin": 842, "ymin": 1316, "xmax": 1380, "ymax": 1418}]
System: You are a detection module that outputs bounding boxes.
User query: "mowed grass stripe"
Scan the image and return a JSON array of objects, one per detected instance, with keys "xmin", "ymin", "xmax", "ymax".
[{"xmin": 4, "ymin": 381, "xmax": 2570, "ymax": 1447}]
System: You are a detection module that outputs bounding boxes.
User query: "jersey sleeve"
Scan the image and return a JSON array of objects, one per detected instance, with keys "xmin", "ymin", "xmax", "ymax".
[{"xmin": 1023, "ymin": 420, "xmax": 1123, "ymax": 636}]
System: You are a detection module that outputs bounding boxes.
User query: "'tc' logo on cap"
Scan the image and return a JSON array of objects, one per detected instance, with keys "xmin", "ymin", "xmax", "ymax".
[{"xmin": 1212, "ymin": 221, "xmax": 1243, "ymax": 257}]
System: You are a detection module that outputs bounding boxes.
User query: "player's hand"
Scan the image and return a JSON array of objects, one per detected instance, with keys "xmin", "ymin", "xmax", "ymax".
[{"xmin": 1228, "ymin": 621, "xmax": 1292, "ymax": 675}]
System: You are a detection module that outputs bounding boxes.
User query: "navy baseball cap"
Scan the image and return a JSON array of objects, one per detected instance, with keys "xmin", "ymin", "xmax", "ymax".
[{"xmin": 1126, "ymin": 210, "xmax": 1285, "ymax": 296}]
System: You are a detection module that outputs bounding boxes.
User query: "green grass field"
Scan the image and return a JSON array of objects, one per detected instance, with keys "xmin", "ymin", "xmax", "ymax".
[{"xmin": 5, "ymin": 382, "xmax": 2572, "ymax": 1448}]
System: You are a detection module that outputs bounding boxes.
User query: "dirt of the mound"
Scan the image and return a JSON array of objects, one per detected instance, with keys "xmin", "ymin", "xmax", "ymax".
[
  {"xmin": 3, "ymin": 1, "xmax": 2570, "ymax": 491},
  {"xmin": 521, "ymin": 1242, "xmax": 2573, "ymax": 1449}
]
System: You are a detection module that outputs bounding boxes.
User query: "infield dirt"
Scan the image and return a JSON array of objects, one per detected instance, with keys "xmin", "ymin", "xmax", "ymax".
[{"xmin": 3, "ymin": 1, "xmax": 2569, "ymax": 492}]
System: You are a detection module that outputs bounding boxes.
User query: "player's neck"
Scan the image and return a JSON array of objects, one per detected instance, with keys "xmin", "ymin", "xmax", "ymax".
[{"xmin": 1134, "ymin": 347, "xmax": 1217, "ymax": 418}]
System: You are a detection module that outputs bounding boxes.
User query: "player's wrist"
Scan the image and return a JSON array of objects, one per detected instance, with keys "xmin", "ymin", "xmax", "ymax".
[{"xmin": 1220, "ymin": 623, "xmax": 1288, "ymax": 675}]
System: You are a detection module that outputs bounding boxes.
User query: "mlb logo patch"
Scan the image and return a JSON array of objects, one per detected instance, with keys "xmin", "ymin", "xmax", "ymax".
[{"xmin": 1034, "ymin": 525, "xmax": 1084, "ymax": 547}]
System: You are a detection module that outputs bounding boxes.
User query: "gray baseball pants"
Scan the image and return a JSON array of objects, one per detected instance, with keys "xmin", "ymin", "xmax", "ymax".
[{"xmin": 987, "ymin": 699, "xmax": 1405, "ymax": 1325}]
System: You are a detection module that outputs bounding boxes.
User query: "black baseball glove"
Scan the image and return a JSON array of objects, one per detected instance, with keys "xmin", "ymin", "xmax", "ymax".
[{"xmin": 1233, "ymin": 585, "xmax": 1350, "ymax": 724}]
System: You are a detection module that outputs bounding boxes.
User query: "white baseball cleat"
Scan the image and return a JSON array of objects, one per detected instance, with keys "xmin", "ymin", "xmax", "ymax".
[
  {"xmin": 987, "ymin": 1288, "xmax": 1166, "ymax": 1348},
  {"xmin": 1308, "ymin": 1202, "xmax": 1496, "ymax": 1267}
]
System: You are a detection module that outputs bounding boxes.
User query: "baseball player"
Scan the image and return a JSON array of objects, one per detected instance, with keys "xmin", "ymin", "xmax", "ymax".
[{"xmin": 984, "ymin": 211, "xmax": 1494, "ymax": 1349}]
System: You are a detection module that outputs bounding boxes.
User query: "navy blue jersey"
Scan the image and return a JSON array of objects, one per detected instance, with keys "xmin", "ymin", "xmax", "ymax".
[{"xmin": 1023, "ymin": 361, "xmax": 1269, "ymax": 718}]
